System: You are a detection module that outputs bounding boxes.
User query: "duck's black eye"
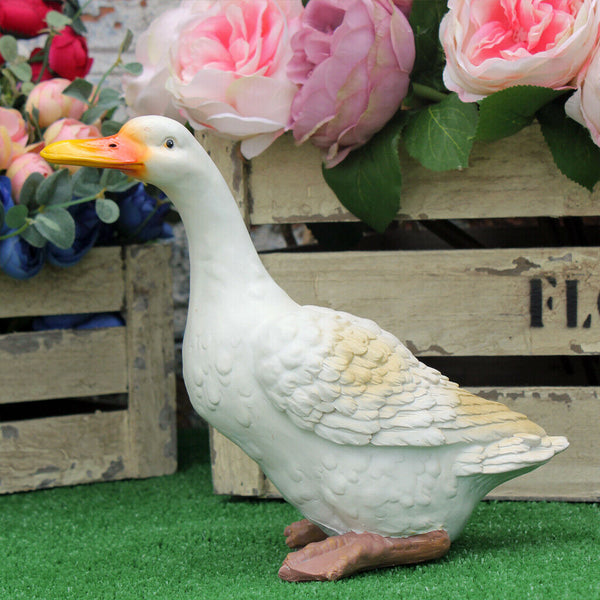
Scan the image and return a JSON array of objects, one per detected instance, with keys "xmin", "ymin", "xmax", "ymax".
[{"xmin": 165, "ymin": 138, "xmax": 175, "ymax": 149}]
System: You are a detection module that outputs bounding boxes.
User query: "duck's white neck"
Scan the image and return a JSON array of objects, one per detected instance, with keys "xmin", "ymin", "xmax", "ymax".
[{"xmin": 161, "ymin": 152, "xmax": 295, "ymax": 329}]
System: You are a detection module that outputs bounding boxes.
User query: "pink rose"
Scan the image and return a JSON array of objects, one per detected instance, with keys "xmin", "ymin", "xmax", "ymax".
[
  {"xmin": 166, "ymin": 0, "xmax": 303, "ymax": 159},
  {"xmin": 25, "ymin": 78, "xmax": 88, "ymax": 128},
  {"xmin": 0, "ymin": 108, "xmax": 28, "ymax": 170},
  {"xmin": 566, "ymin": 44, "xmax": 600, "ymax": 146},
  {"xmin": 440, "ymin": 0, "xmax": 600, "ymax": 102},
  {"xmin": 123, "ymin": 4, "xmax": 196, "ymax": 122},
  {"xmin": 287, "ymin": 0, "xmax": 415, "ymax": 167},
  {"xmin": 6, "ymin": 153, "xmax": 53, "ymax": 201}
]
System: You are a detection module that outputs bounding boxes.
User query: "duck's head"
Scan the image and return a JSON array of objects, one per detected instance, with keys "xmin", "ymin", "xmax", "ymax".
[{"xmin": 41, "ymin": 116, "xmax": 201, "ymax": 192}]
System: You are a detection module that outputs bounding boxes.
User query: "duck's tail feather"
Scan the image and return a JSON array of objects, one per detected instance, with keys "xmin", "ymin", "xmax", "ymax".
[{"xmin": 455, "ymin": 434, "xmax": 569, "ymax": 476}]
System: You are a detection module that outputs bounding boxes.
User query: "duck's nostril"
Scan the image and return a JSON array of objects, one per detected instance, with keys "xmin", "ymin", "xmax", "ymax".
[{"xmin": 109, "ymin": 143, "xmax": 117, "ymax": 148}]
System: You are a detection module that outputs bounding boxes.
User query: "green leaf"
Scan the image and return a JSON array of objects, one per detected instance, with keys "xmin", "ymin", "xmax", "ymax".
[
  {"xmin": 0, "ymin": 36, "xmax": 18, "ymax": 63},
  {"xmin": 46, "ymin": 10, "xmax": 72, "ymax": 31},
  {"xmin": 538, "ymin": 99, "xmax": 600, "ymax": 192},
  {"xmin": 5, "ymin": 205, "xmax": 29, "ymax": 229},
  {"xmin": 403, "ymin": 93, "xmax": 479, "ymax": 171},
  {"xmin": 94, "ymin": 88, "xmax": 121, "ymax": 110},
  {"xmin": 101, "ymin": 120, "xmax": 123, "ymax": 136},
  {"xmin": 19, "ymin": 173, "xmax": 45, "ymax": 209},
  {"xmin": 72, "ymin": 167, "xmax": 101, "ymax": 197},
  {"xmin": 20, "ymin": 81, "xmax": 34, "ymax": 95},
  {"xmin": 322, "ymin": 117, "xmax": 406, "ymax": 233},
  {"xmin": 8, "ymin": 61, "xmax": 32, "ymax": 83},
  {"xmin": 100, "ymin": 169, "xmax": 135, "ymax": 192},
  {"xmin": 120, "ymin": 29, "xmax": 134, "ymax": 54},
  {"xmin": 62, "ymin": 78, "xmax": 93, "ymax": 104},
  {"xmin": 409, "ymin": 0, "xmax": 450, "ymax": 92},
  {"xmin": 477, "ymin": 86, "xmax": 566, "ymax": 142},
  {"xmin": 20, "ymin": 225, "xmax": 47, "ymax": 248},
  {"xmin": 81, "ymin": 105, "xmax": 106, "ymax": 125},
  {"xmin": 123, "ymin": 62, "xmax": 143, "ymax": 76},
  {"xmin": 0, "ymin": 200, "xmax": 4, "ymax": 231},
  {"xmin": 95, "ymin": 198, "xmax": 120, "ymax": 224},
  {"xmin": 36, "ymin": 169, "xmax": 73, "ymax": 206},
  {"xmin": 32, "ymin": 207, "xmax": 75, "ymax": 249}
]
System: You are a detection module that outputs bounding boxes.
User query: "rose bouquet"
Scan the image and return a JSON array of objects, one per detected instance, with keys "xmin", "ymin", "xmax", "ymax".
[
  {"xmin": 0, "ymin": 0, "xmax": 172, "ymax": 280},
  {"xmin": 123, "ymin": 0, "xmax": 600, "ymax": 233}
]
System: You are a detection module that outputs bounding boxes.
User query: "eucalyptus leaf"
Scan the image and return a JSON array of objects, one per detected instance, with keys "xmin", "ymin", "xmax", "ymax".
[
  {"xmin": 63, "ymin": 78, "xmax": 93, "ymax": 103},
  {"xmin": 538, "ymin": 99, "xmax": 600, "ymax": 192},
  {"xmin": 322, "ymin": 116, "xmax": 406, "ymax": 233},
  {"xmin": 81, "ymin": 105, "xmax": 106, "ymax": 125},
  {"xmin": 94, "ymin": 88, "xmax": 121, "ymax": 110},
  {"xmin": 95, "ymin": 198, "xmax": 120, "ymax": 224},
  {"xmin": 6, "ymin": 205, "xmax": 29, "ymax": 230},
  {"xmin": 19, "ymin": 173, "xmax": 45, "ymax": 209},
  {"xmin": 20, "ymin": 225, "xmax": 47, "ymax": 248},
  {"xmin": 33, "ymin": 207, "xmax": 75, "ymax": 249},
  {"xmin": 123, "ymin": 62, "xmax": 143, "ymax": 76},
  {"xmin": 477, "ymin": 86, "xmax": 566, "ymax": 142},
  {"xmin": 0, "ymin": 36, "xmax": 18, "ymax": 63},
  {"xmin": 72, "ymin": 167, "xmax": 101, "ymax": 197},
  {"xmin": 100, "ymin": 169, "xmax": 134, "ymax": 192},
  {"xmin": 45, "ymin": 10, "xmax": 72, "ymax": 31},
  {"xmin": 36, "ymin": 169, "xmax": 73, "ymax": 206},
  {"xmin": 403, "ymin": 93, "xmax": 479, "ymax": 171},
  {"xmin": 20, "ymin": 81, "xmax": 34, "ymax": 95},
  {"xmin": 101, "ymin": 120, "xmax": 123, "ymax": 136},
  {"xmin": 8, "ymin": 61, "xmax": 32, "ymax": 83}
]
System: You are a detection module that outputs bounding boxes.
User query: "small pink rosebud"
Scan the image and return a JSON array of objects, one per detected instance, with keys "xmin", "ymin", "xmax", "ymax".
[
  {"xmin": 0, "ymin": 107, "xmax": 28, "ymax": 169},
  {"xmin": 24, "ymin": 78, "xmax": 88, "ymax": 129},
  {"xmin": 6, "ymin": 152, "xmax": 53, "ymax": 201}
]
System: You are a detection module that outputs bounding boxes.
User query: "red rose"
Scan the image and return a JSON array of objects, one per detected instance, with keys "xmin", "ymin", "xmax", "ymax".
[
  {"xmin": 48, "ymin": 26, "xmax": 93, "ymax": 80},
  {"xmin": 0, "ymin": 0, "xmax": 54, "ymax": 39}
]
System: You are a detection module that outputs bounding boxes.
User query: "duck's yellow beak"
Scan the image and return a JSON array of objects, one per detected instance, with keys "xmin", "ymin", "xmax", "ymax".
[{"xmin": 41, "ymin": 131, "xmax": 148, "ymax": 179}]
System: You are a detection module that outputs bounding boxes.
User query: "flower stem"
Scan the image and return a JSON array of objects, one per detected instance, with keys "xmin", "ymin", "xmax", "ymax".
[
  {"xmin": 412, "ymin": 83, "xmax": 449, "ymax": 103},
  {"xmin": 0, "ymin": 222, "xmax": 30, "ymax": 241}
]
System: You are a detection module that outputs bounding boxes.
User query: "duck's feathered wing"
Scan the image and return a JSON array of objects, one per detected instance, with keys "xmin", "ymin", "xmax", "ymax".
[{"xmin": 254, "ymin": 306, "xmax": 568, "ymax": 476}]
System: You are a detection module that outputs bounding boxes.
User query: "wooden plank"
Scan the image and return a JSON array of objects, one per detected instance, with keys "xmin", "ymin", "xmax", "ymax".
[
  {"xmin": 124, "ymin": 244, "xmax": 177, "ymax": 479},
  {"xmin": 210, "ymin": 387, "xmax": 598, "ymax": 501},
  {"xmin": 0, "ymin": 410, "xmax": 131, "ymax": 494},
  {"xmin": 244, "ymin": 125, "xmax": 600, "ymax": 224},
  {"xmin": 0, "ymin": 247, "xmax": 125, "ymax": 318},
  {"xmin": 0, "ymin": 328, "xmax": 128, "ymax": 404},
  {"xmin": 261, "ymin": 247, "xmax": 600, "ymax": 357}
]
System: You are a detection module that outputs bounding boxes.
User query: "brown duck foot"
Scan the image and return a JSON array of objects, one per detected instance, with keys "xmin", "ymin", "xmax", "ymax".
[
  {"xmin": 284, "ymin": 519, "xmax": 328, "ymax": 549},
  {"xmin": 278, "ymin": 529, "xmax": 451, "ymax": 582}
]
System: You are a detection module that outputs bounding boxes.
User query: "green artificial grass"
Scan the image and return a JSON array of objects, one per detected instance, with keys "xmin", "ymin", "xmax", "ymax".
[{"xmin": 1, "ymin": 430, "xmax": 598, "ymax": 600}]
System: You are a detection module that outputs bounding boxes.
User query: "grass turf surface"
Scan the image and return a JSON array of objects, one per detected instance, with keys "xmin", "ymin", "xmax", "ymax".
[{"xmin": 1, "ymin": 429, "xmax": 598, "ymax": 600}]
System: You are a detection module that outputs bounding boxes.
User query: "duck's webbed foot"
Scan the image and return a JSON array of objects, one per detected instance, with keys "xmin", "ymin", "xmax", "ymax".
[
  {"xmin": 283, "ymin": 519, "xmax": 328, "ymax": 549},
  {"xmin": 278, "ymin": 529, "xmax": 450, "ymax": 582}
]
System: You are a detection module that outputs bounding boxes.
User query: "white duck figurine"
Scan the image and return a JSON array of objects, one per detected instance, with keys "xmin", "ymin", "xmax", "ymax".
[{"xmin": 42, "ymin": 116, "xmax": 568, "ymax": 582}]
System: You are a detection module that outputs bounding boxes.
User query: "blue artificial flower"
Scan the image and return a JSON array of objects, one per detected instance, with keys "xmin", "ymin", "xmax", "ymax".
[
  {"xmin": 0, "ymin": 175, "xmax": 14, "ymax": 236},
  {"xmin": 32, "ymin": 312, "xmax": 125, "ymax": 331},
  {"xmin": 47, "ymin": 201, "xmax": 101, "ymax": 267},
  {"xmin": 113, "ymin": 183, "xmax": 173, "ymax": 243},
  {"xmin": 0, "ymin": 235, "xmax": 45, "ymax": 279}
]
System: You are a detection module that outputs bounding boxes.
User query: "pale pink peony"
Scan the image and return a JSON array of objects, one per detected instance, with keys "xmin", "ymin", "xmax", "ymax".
[
  {"xmin": 440, "ymin": 0, "xmax": 600, "ymax": 102},
  {"xmin": 166, "ymin": 0, "xmax": 304, "ymax": 159},
  {"xmin": 565, "ymin": 44, "xmax": 600, "ymax": 146},
  {"xmin": 287, "ymin": 0, "xmax": 415, "ymax": 167},
  {"xmin": 0, "ymin": 108, "xmax": 29, "ymax": 170},
  {"xmin": 24, "ymin": 78, "xmax": 88, "ymax": 129},
  {"xmin": 6, "ymin": 153, "xmax": 53, "ymax": 201},
  {"xmin": 42, "ymin": 118, "xmax": 101, "ymax": 146},
  {"xmin": 122, "ymin": 3, "xmax": 198, "ymax": 122}
]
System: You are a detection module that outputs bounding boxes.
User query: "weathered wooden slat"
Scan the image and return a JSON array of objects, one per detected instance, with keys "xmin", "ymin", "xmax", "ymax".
[
  {"xmin": 0, "ymin": 247, "xmax": 124, "ymax": 318},
  {"xmin": 124, "ymin": 245, "xmax": 177, "ymax": 479},
  {"xmin": 211, "ymin": 386, "xmax": 598, "ymax": 501},
  {"xmin": 245, "ymin": 125, "xmax": 600, "ymax": 224},
  {"xmin": 0, "ymin": 410, "xmax": 131, "ymax": 494},
  {"xmin": 0, "ymin": 328, "xmax": 128, "ymax": 404},
  {"xmin": 261, "ymin": 247, "xmax": 600, "ymax": 357}
]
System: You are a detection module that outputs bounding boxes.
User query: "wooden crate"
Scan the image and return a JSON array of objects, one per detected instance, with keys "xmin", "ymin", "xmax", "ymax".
[
  {"xmin": 202, "ymin": 125, "xmax": 600, "ymax": 502},
  {"xmin": 0, "ymin": 244, "xmax": 176, "ymax": 494}
]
